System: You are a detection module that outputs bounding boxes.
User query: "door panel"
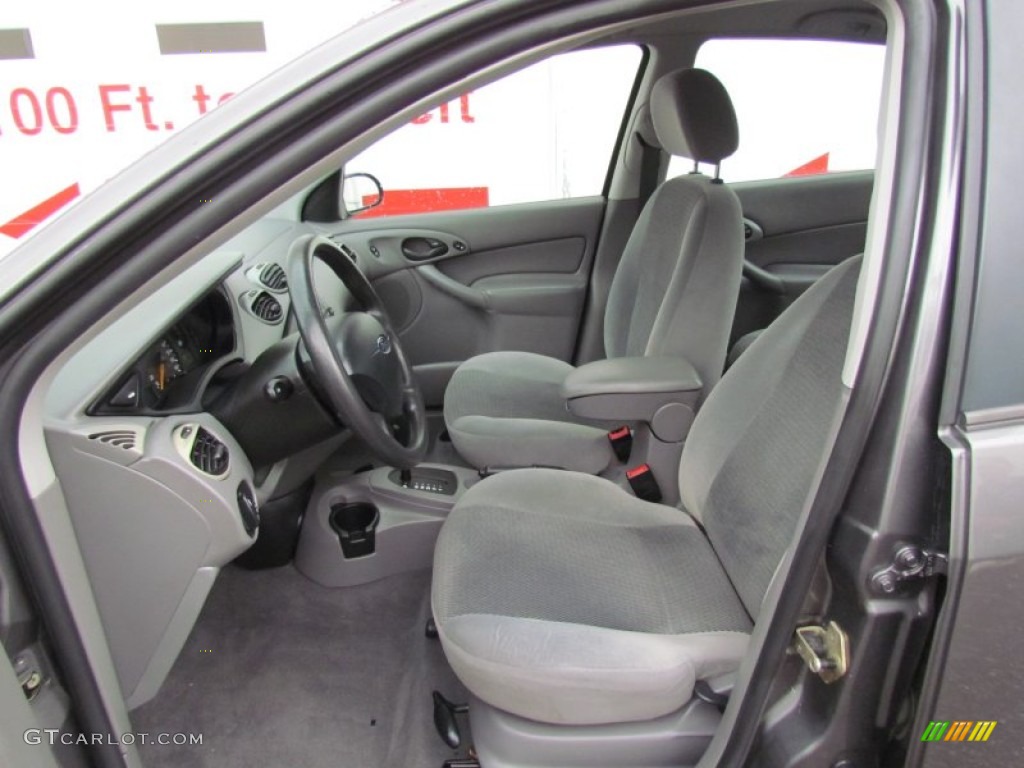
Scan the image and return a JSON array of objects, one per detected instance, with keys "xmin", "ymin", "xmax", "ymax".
[
  {"xmin": 731, "ymin": 171, "xmax": 874, "ymax": 343},
  {"xmin": 438, "ymin": 237, "xmax": 584, "ymax": 282},
  {"xmin": 327, "ymin": 197, "xmax": 605, "ymax": 406}
]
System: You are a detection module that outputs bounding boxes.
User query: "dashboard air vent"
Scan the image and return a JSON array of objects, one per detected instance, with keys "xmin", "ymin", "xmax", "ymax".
[
  {"xmin": 241, "ymin": 290, "xmax": 283, "ymax": 324},
  {"xmin": 88, "ymin": 430, "xmax": 137, "ymax": 451},
  {"xmin": 258, "ymin": 263, "xmax": 288, "ymax": 292},
  {"xmin": 190, "ymin": 427, "xmax": 229, "ymax": 476}
]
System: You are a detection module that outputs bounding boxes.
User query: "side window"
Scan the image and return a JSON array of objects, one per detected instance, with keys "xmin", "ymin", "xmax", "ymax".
[
  {"xmin": 347, "ymin": 45, "xmax": 642, "ymax": 217},
  {"xmin": 668, "ymin": 39, "xmax": 886, "ymax": 182}
]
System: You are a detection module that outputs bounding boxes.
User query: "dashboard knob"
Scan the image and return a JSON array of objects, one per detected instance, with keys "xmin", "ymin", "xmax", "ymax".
[{"xmin": 264, "ymin": 376, "xmax": 294, "ymax": 403}]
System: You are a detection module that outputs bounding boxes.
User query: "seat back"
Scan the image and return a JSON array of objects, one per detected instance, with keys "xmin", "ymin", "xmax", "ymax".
[
  {"xmin": 679, "ymin": 256, "xmax": 862, "ymax": 617},
  {"xmin": 603, "ymin": 69, "xmax": 744, "ymax": 394}
]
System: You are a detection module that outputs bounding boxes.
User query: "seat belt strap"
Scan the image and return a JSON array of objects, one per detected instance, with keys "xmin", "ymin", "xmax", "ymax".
[{"xmin": 637, "ymin": 137, "xmax": 663, "ymax": 210}]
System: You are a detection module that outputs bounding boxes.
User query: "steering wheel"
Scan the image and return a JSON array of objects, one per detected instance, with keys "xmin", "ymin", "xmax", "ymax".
[{"xmin": 286, "ymin": 234, "xmax": 427, "ymax": 468}]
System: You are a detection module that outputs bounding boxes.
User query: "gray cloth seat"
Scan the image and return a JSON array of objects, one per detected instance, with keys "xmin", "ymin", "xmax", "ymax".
[
  {"xmin": 442, "ymin": 351, "xmax": 618, "ymax": 473},
  {"xmin": 432, "ymin": 255, "xmax": 862, "ymax": 725},
  {"xmin": 726, "ymin": 329, "xmax": 762, "ymax": 369},
  {"xmin": 432, "ymin": 469, "xmax": 752, "ymax": 724},
  {"xmin": 443, "ymin": 68, "xmax": 744, "ymax": 473}
]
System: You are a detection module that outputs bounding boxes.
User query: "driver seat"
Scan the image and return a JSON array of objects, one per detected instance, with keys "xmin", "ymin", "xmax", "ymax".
[
  {"xmin": 442, "ymin": 68, "xmax": 744, "ymax": 474},
  {"xmin": 432, "ymin": 255, "xmax": 861, "ymax": 731}
]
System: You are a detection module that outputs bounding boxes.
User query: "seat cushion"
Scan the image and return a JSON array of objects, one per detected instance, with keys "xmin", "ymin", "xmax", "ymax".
[
  {"xmin": 432, "ymin": 469, "xmax": 751, "ymax": 725},
  {"xmin": 443, "ymin": 351, "xmax": 616, "ymax": 473}
]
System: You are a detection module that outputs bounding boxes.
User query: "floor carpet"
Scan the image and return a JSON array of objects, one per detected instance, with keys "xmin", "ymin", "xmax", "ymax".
[{"xmin": 132, "ymin": 565, "xmax": 467, "ymax": 767}]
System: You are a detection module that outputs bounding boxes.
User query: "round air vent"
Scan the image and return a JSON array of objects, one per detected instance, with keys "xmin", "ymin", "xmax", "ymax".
[
  {"xmin": 258, "ymin": 263, "xmax": 288, "ymax": 292},
  {"xmin": 240, "ymin": 289, "xmax": 283, "ymax": 324},
  {"xmin": 173, "ymin": 424, "xmax": 230, "ymax": 478}
]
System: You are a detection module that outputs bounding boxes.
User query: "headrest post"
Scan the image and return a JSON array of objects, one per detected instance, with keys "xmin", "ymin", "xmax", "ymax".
[
  {"xmin": 691, "ymin": 160, "xmax": 700, "ymax": 175},
  {"xmin": 714, "ymin": 162, "xmax": 721, "ymax": 180}
]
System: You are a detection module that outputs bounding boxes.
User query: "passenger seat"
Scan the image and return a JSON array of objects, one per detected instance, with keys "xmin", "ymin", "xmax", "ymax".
[{"xmin": 442, "ymin": 68, "xmax": 745, "ymax": 474}]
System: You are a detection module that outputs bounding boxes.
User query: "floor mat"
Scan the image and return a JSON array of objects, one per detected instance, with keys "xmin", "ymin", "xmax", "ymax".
[{"xmin": 132, "ymin": 565, "xmax": 467, "ymax": 768}]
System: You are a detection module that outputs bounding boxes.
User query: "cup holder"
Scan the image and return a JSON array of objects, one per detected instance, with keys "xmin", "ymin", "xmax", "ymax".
[{"xmin": 329, "ymin": 502, "xmax": 380, "ymax": 559}]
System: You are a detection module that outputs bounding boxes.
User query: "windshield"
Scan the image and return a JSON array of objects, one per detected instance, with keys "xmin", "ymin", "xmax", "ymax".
[{"xmin": 0, "ymin": 0, "xmax": 402, "ymax": 261}]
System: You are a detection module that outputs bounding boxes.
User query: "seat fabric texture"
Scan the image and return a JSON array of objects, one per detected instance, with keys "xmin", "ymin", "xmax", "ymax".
[
  {"xmin": 432, "ymin": 255, "xmax": 862, "ymax": 725},
  {"xmin": 725, "ymin": 329, "xmax": 762, "ymax": 370},
  {"xmin": 443, "ymin": 67, "xmax": 744, "ymax": 474},
  {"xmin": 432, "ymin": 469, "xmax": 751, "ymax": 725},
  {"xmin": 442, "ymin": 352, "xmax": 618, "ymax": 474}
]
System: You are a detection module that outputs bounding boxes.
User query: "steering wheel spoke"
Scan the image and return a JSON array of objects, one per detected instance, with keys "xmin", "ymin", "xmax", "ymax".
[{"xmin": 287, "ymin": 235, "xmax": 427, "ymax": 468}]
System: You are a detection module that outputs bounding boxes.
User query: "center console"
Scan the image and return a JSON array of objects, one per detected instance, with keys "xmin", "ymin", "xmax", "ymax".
[
  {"xmin": 295, "ymin": 463, "xmax": 479, "ymax": 587},
  {"xmin": 298, "ymin": 357, "xmax": 706, "ymax": 586}
]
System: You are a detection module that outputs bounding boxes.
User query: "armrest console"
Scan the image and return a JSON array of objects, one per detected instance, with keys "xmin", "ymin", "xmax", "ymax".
[{"xmin": 562, "ymin": 357, "xmax": 703, "ymax": 443}]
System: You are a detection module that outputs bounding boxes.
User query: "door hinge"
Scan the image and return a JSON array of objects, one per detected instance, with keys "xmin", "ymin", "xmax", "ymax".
[
  {"xmin": 793, "ymin": 620, "xmax": 850, "ymax": 684},
  {"xmin": 871, "ymin": 545, "xmax": 948, "ymax": 596}
]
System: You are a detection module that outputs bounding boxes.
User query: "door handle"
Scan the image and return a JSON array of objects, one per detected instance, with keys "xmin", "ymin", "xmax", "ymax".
[
  {"xmin": 402, "ymin": 237, "xmax": 450, "ymax": 261},
  {"xmin": 743, "ymin": 217, "xmax": 764, "ymax": 242},
  {"xmin": 417, "ymin": 264, "xmax": 489, "ymax": 310},
  {"xmin": 742, "ymin": 260, "xmax": 787, "ymax": 294}
]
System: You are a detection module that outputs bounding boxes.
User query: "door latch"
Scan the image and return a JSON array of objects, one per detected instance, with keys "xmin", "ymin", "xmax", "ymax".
[
  {"xmin": 871, "ymin": 545, "xmax": 948, "ymax": 595},
  {"xmin": 13, "ymin": 650, "xmax": 45, "ymax": 701},
  {"xmin": 793, "ymin": 620, "xmax": 849, "ymax": 684}
]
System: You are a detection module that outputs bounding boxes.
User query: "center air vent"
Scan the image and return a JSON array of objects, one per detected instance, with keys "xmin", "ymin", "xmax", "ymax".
[
  {"xmin": 258, "ymin": 263, "xmax": 288, "ymax": 292},
  {"xmin": 240, "ymin": 289, "xmax": 283, "ymax": 324},
  {"xmin": 189, "ymin": 427, "xmax": 230, "ymax": 477}
]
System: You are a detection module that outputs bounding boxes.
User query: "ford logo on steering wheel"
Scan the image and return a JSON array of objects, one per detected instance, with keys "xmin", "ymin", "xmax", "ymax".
[{"xmin": 373, "ymin": 333, "xmax": 393, "ymax": 356}]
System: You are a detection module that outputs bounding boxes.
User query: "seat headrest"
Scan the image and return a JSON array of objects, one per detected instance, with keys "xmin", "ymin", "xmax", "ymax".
[{"xmin": 650, "ymin": 68, "xmax": 738, "ymax": 164}]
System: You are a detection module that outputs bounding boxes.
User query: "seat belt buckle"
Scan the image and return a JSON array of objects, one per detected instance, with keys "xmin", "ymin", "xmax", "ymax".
[
  {"xmin": 626, "ymin": 464, "xmax": 662, "ymax": 502},
  {"xmin": 608, "ymin": 426, "xmax": 633, "ymax": 463}
]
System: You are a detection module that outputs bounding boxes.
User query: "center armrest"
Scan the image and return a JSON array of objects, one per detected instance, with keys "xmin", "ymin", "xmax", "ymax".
[
  {"xmin": 562, "ymin": 357, "xmax": 703, "ymax": 443},
  {"xmin": 562, "ymin": 356, "xmax": 702, "ymax": 399}
]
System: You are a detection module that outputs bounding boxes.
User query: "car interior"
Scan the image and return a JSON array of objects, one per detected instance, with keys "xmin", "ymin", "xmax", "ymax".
[{"xmin": 23, "ymin": 0, "xmax": 903, "ymax": 766}]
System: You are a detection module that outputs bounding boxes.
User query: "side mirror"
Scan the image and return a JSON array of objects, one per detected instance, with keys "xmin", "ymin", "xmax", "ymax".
[{"xmin": 342, "ymin": 172, "xmax": 384, "ymax": 217}]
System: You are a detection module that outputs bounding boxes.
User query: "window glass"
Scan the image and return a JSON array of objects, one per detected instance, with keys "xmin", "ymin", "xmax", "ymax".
[
  {"xmin": 347, "ymin": 45, "xmax": 643, "ymax": 217},
  {"xmin": 0, "ymin": 0, "xmax": 402, "ymax": 261},
  {"xmin": 668, "ymin": 39, "xmax": 886, "ymax": 182}
]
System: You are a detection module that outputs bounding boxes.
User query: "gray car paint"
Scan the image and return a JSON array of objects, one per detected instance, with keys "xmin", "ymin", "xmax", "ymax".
[{"xmin": 912, "ymin": 1, "xmax": 1024, "ymax": 764}]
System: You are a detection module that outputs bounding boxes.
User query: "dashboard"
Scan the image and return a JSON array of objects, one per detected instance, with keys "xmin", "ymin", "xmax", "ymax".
[
  {"xmin": 91, "ymin": 291, "xmax": 237, "ymax": 415},
  {"xmin": 39, "ymin": 214, "xmax": 359, "ymax": 710}
]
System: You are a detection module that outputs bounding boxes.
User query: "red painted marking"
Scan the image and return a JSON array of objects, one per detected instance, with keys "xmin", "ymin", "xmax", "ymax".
[
  {"xmin": 0, "ymin": 183, "xmax": 81, "ymax": 239},
  {"xmin": 358, "ymin": 187, "xmax": 489, "ymax": 218},
  {"xmin": 784, "ymin": 153, "xmax": 830, "ymax": 177}
]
